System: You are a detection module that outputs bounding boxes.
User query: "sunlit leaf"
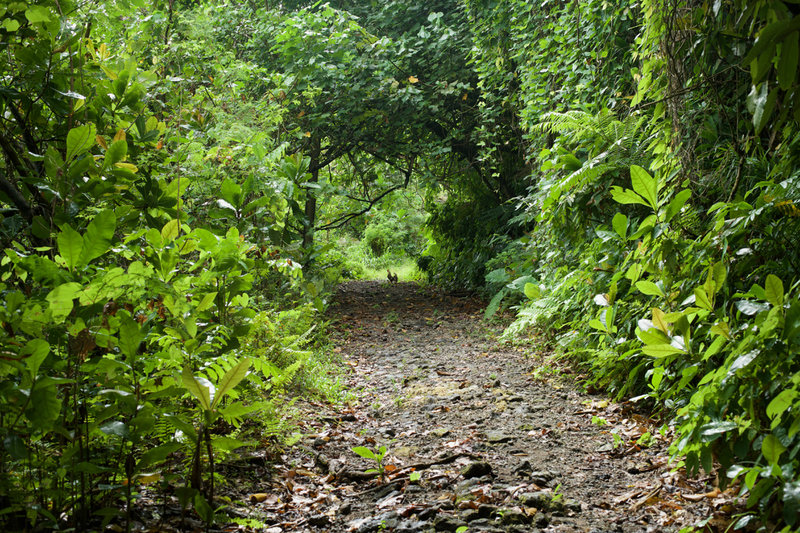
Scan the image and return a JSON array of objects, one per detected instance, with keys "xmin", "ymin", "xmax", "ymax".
[
  {"xmin": 182, "ymin": 367, "xmax": 213, "ymax": 411},
  {"xmin": 66, "ymin": 124, "xmax": 96, "ymax": 163},
  {"xmin": 762, "ymin": 434, "xmax": 786, "ymax": 465},
  {"xmin": 765, "ymin": 274, "xmax": 784, "ymax": 308},
  {"xmin": 352, "ymin": 446, "xmax": 376, "ymax": 460},
  {"xmin": 635, "ymin": 281, "xmax": 664, "ymax": 297},
  {"xmin": 213, "ymin": 358, "xmax": 251, "ymax": 408},
  {"xmin": 630, "ymin": 165, "xmax": 658, "ymax": 210}
]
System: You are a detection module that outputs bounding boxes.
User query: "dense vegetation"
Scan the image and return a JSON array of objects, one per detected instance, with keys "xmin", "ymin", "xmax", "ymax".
[{"xmin": 1, "ymin": 0, "xmax": 799, "ymax": 530}]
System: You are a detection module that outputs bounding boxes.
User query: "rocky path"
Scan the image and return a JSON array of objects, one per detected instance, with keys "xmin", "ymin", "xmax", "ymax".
[{"xmin": 241, "ymin": 281, "xmax": 734, "ymax": 533}]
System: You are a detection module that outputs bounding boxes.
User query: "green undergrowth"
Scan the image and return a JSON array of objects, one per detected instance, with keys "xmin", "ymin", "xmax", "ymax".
[
  {"xmin": 464, "ymin": 1, "xmax": 800, "ymax": 527},
  {"xmin": 361, "ymin": 257, "xmax": 424, "ymax": 282}
]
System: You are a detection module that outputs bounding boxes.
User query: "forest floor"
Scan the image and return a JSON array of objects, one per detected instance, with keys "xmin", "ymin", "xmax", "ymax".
[{"xmin": 220, "ymin": 281, "xmax": 741, "ymax": 533}]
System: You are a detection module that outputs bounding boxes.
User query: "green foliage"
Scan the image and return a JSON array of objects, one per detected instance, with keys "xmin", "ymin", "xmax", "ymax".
[
  {"xmin": 0, "ymin": 1, "xmax": 340, "ymax": 529},
  {"xmin": 475, "ymin": 0, "xmax": 800, "ymax": 526},
  {"xmin": 352, "ymin": 444, "xmax": 389, "ymax": 481}
]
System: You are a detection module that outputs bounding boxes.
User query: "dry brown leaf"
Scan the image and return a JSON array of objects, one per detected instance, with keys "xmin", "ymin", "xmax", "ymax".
[{"xmin": 681, "ymin": 487, "xmax": 721, "ymax": 501}]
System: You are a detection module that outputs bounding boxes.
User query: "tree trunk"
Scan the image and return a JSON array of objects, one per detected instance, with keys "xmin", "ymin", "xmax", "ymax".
[{"xmin": 302, "ymin": 135, "xmax": 321, "ymax": 253}]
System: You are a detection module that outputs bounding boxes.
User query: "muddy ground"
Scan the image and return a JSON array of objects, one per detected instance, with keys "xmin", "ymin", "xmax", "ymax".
[{"xmin": 222, "ymin": 281, "xmax": 740, "ymax": 533}]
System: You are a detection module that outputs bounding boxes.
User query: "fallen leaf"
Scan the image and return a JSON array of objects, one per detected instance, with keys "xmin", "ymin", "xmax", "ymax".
[{"xmin": 681, "ymin": 488, "xmax": 721, "ymax": 501}]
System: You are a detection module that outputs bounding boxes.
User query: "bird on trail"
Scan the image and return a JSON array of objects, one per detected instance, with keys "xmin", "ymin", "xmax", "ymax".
[{"xmin": 387, "ymin": 270, "xmax": 398, "ymax": 284}]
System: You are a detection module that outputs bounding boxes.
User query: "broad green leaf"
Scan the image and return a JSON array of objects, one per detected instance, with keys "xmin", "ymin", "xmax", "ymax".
[
  {"xmin": 785, "ymin": 300, "xmax": 800, "ymax": 343},
  {"xmin": 80, "ymin": 210, "xmax": 116, "ymax": 265},
  {"xmin": 635, "ymin": 280, "xmax": 664, "ymax": 297},
  {"xmin": 523, "ymin": 283, "xmax": 540, "ymax": 300},
  {"xmin": 762, "ymin": 434, "xmax": 786, "ymax": 465},
  {"xmin": 712, "ymin": 261, "xmax": 727, "ymax": 291},
  {"xmin": 642, "ymin": 344, "xmax": 684, "ymax": 357},
  {"xmin": 195, "ymin": 292, "xmax": 217, "ymax": 312},
  {"xmin": 728, "ymin": 350, "xmax": 758, "ymax": 374},
  {"xmin": 765, "ymin": 274, "xmax": 784, "ymax": 307},
  {"xmin": 114, "ymin": 162, "xmax": 137, "ymax": 173},
  {"xmin": 194, "ymin": 493, "xmax": 214, "ymax": 523},
  {"xmin": 753, "ymin": 83, "xmax": 778, "ymax": 134},
  {"xmin": 651, "ymin": 308, "xmax": 669, "ymax": 334},
  {"xmin": 27, "ymin": 381, "xmax": 61, "ymax": 430},
  {"xmin": 694, "ymin": 287, "xmax": 713, "ymax": 311},
  {"xmin": 709, "ymin": 322, "xmax": 731, "ymax": 340},
  {"xmin": 742, "ymin": 17, "xmax": 800, "ymax": 66},
  {"xmin": 118, "ymin": 315, "xmax": 144, "ymax": 359},
  {"xmin": 767, "ymin": 390, "xmax": 797, "ymax": 425},
  {"xmin": 588, "ymin": 319, "xmax": 607, "ymax": 332},
  {"xmin": 221, "ymin": 179, "xmax": 242, "ymax": 207},
  {"xmin": 22, "ymin": 339, "xmax": 49, "ymax": 377},
  {"xmin": 46, "ymin": 282, "xmax": 82, "ymax": 323},
  {"xmin": 3, "ymin": 435, "xmax": 28, "ymax": 460},
  {"xmin": 182, "ymin": 367, "xmax": 213, "ymax": 411},
  {"xmin": 161, "ymin": 219, "xmax": 180, "ymax": 242},
  {"xmin": 612, "ymin": 213, "xmax": 628, "ymax": 240},
  {"xmin": 2, "ymin": 19, "xmax": 20, "ymax": 32},
  {"xmin": 164, "ymin": 414, "xmax": 197, "ymax": 443},
  {"xmin": 650, "ymin": 366, "xmax": 664, "ymax": 390},
  {"xmin": 103, "ymin": 139, "xmax": 127, "ymax": 168},
  {"xmin": 212, "ymin": 358, "xmax": 251, "ymax": 408},
  {"xmin": 140, "ymin": 443, "xmax": 182, "ymax": 467},
  {"xmin": 211, "ymin": 436, "xmax": 249, "ymax": 452},
  {"xmin": 736, "ymin": 300, "xmax": 769, "ymax": 316},
  {"xmin": 752, "ymin": 46, "xmax": 776, "ymax": 85},
  {"xmin": 352, "ymin": 446, "xmax": 376, "ymax": 460},
  {"xmin": 630, "ymin": 165, "xmax": 658, "ymax": 210},
  {"xmin": 664, "ymin": 189, "xmax": 691, "ymax": 223},
  {"xmin": 25, "ymin": 6, "xmax": 51, "ymax": 23},
  {"xmin": 699, "ymin": 421, "xmax": 737, "ymax": 439},
  {"xmin": 779, "ymin": 32, "xmax": 799, "ymax": 90},
  {"xmin": 66, "ymin": 124, "xmax": 96, "ymax": 163},
  {"xmin": 637, "ymin": 323, "xmax": 671, "ymax": 346},
  {"xmin": 220, "ymin": 402, "xmax": 261, "ymax": 422},
  {"xmin": 610, "ymin": 186, "xmax": 648, "ymax": 207},
  {"xmin": 625, "ymin": 263, "xmax": 643, "ymax": 284},
  {"xmin": 783, "ymin": 481, "xmax": 800, "ymax": 525},
  {"xmin": 57, "ymin": 224, "xmax": 83, "ymax": 269},
  {"xmin": 99, "ymin": 421, "xmax": 128, "ymax": 437}
]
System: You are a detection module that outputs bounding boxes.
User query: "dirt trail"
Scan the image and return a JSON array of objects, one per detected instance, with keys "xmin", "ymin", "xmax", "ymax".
[{"xmin": 249, "ymin": 281, "xmax": 728, "ymax": 533}]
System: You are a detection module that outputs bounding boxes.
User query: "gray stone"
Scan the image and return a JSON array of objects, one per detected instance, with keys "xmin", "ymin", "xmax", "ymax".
[
  {"xmin": 564, "ymin": 499, "xmax": 582, "ymax": 514},
  {"xmin": 460, "ymin": 509, "xmax": 482, "ymax": 522},
  {"xmin": 395, "ymin": 519, "xmax": 429, "ymax": 533},
  {"xmin": 431, "ymin": 427, "xmax": 451, "ymax": 437},
  {"xmin": 518, "ymin": 491, "xmax": 552, "ymax": 510},
  {"xmin": 308, "ymin": 514, "xmax": 330, "ymax": 527},
  {"xmin": 455, "ymin": 477, "xmax": 483, "ymax": 493},
  {"xmin": 477, "ymin": 504, "xmax": 498, "ymax": 518},
  {"xmin": 461, "ymin": 461, "xmax": 493, "ymax": 479},
  {"xmin": 529, "ymin": 470, "xmax": 556, "ymax": 486},
  {"xmin": 349, "ymin": 512, "xmax": 401, "ymax": 533},
  {"xmin": 534, "ymin": 513, "xmax": 550, "ymax": 528},
  {"xmin": 486, "ymin": 432, "xmax": 513, "ymax": 443},
  {"xmin": 432, "ymin": 513, "xmax": 468, "ymax": 532},
  {"xmin": 499, "ymin": 509, "xmax": 532, "ymax": 525},
  {"xmin": 417, "ymin": 507, "xmax": 438, "ymax": 521}
]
